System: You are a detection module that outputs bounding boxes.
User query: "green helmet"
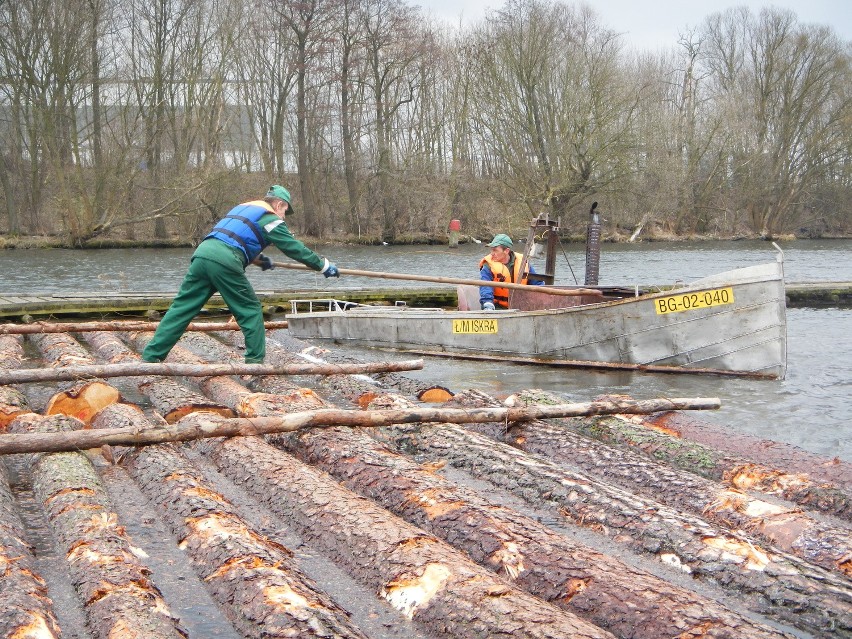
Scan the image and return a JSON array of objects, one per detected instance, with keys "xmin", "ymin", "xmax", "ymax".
[{"xmin": 266, "ymin": 185, "xmax": 295, "ymax": 214}]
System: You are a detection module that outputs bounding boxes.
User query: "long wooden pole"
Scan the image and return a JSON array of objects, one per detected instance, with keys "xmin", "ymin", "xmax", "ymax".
[
  {"xmin": 0, "ymin": 319, "xmax": 289, "ymax": 336},
  {"xmin": 399, "ymin": 349, "xmax": 778, "ymax": 379},
  {"xmin": 0, "ymin": 359, "xmax": 424, "ymax": 385},
  {"xmin": 273, "ymin": 262, "xmax": 603, "ymax": 297},
  {"xmin": 0, "ymin": 397, "xmax": 720, "ymax": 454}
]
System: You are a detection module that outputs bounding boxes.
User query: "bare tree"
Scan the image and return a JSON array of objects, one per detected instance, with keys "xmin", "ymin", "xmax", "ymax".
[
  {"xmin": 702, "ymin": 7, "xmax": 851, "ymax": 236},
  {"xmin": 469, "ymin": 0, "xmax": 641, "ymax": 227}
]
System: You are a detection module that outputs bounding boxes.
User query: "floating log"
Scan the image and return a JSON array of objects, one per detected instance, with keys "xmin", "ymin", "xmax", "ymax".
[
  {"xmin": 0, "ymin": 398, "xmax": 720, "ymax": 455},
  {"xmin": 236, "ymin": 391, "xmax": 788, "ymax": 637},
  {"xmin": 29, "ymin": 333, "xmax": 122, "ymax": 425},
  {"xmin": 204, "ymin": 437, "xmax": 614, "ymax": 639},
  {"xmin": 91, "ymin": 404, "xmax": 372, "ymax": 639},
  {"xmin": 105, "ymin": 340, "xmax": 615, "ymax": 638},
  {"xmin": 538, "ymin": 391, "xmax": 852, "ymax": 522},
  {"xmin": 7, "ymin": 413, "xmax": 186, "ymax": 638},
  {"xmin": 0, "ymin": 319, "xmax": 290, "ymax": 335},
  {"xmin": 0, "ymin": 461, "xmax": 62, "ymax": 639},
  {"xmin": 364, "ymin": 394, "xmax": 852, "ymax": 638},
  {"xmin": 0, "ymin": 359, "xmax": 426, "ymax": 385},
  {"xmin": 0, "ymin": 335, "xmax": 30, "ymax": 429},
  {"xmin": 450, "ymin": 389, "xmax": 852, "ymax": 579}
]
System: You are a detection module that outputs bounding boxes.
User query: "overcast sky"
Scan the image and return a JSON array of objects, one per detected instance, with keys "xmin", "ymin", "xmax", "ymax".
[{"xmin": 420, "ymin": 0, "xmax": 851, "ymax": 50}]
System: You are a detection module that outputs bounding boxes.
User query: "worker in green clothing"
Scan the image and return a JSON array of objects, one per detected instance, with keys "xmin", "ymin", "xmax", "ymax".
[{"xmin": 142, "ymin": 185, "xmax": 339, "ymax": 364}]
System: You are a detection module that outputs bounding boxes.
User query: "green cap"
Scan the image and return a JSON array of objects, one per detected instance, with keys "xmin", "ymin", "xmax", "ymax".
[
  {"xmin": 487, "ymin": 233, "xmax": 513, "ymax": 248},
  {"xmin": 266, "ymin": 185, "xmax": 295, "ymax": 215}
]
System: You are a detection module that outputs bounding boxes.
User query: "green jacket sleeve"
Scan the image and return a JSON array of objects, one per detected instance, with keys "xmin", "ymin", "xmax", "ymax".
[{"xmin": 260, "ymin": 214, "xmax": 325, "ymax": 271}]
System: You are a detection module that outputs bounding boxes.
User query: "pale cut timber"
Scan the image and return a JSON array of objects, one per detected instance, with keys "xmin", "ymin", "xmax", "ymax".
[
  {"xmin": 273, "ymin": 261, "xmax": 602, "ymax": 297},
  {"xmin": 0, "ymin": 319, "xmax": 289, "ymax": 335},
  {"xmin": 0, "ymin": 398, "xmax": 721, "ymax": 455},
  {"xmin": 0, "ymin": 359, "xmax": 425, "ymax": 385}
]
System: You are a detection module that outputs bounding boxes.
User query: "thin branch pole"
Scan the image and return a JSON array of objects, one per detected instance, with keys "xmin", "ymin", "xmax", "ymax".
[
  {"xmin": 0, "ymin": 397, "xmax": 720, "ymax": 454},
  {"xmin": 0, "ymin": 360, "xmax": 424, "ymax": 385},
  {"xmin": 0, "ymin": 320, "xmax": 289, "ymax": 335}
]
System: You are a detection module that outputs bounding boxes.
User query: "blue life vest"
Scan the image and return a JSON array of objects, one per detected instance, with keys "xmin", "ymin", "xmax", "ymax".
[{"xmin": 204, "ymin": 201, "xmax": 274, "ymax": 263}]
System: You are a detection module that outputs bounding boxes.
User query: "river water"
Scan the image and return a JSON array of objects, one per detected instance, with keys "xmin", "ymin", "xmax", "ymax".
[{"xmin": 2, "ymin": 239, "xmax": 850, "ymax": 461}]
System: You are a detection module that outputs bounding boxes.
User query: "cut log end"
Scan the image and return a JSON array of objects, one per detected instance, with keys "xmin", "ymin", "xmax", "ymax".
[
  {"xmin": 45, "ymin": 382, "xmax": 121, "ymax": 425},
  {"xmin": 418, "ymin": 387, "xmax": 455, "ymax": 403}
]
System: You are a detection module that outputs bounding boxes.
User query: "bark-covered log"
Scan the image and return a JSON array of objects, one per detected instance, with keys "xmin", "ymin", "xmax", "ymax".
[
  {"xmin": 6, "ymin": 413, "xmax": 186, "ymax": 638},
  {"xmin": 203, "ymin": 434, "xmax": 615, "ymax": 639},
  {"xmin": 365, "ymin": 395, "xmax": 852, "ymax": 639},
  {"xmin": 151, "ymin": 345, "xmax": 790, "ymax": 639},
  {"xmin": 108, "ymin": 334, "xmax": 618, "ymax": 638},
  {"xmin": 447, "ymin": 389, "xmax": 852, "ymax": 579},
  {"xmin": 642, "ymin": 408, "xmax": 852, "ymax": 489},
  {"xmin": 0, "ymin": 319, "xmax": 290, "ymax": 335},
  {"xmin": 517, "ymin": 390, "xmax": 852, "ymax": 522},
  {"xmin": 29, "ymin": 333, "xmax": 121, "ymax": 425},
  {"xmin": 0, "ymin": 460, "xmax": 62, "ymax": 638},
  {"xmin": 0, "ymin": 335, "xmax": 30, "ymax": 429},
  {"xmin": 90, "ymin": 402, "xmax": 372, "ymax": 639},
  {"xmin": 267, "ymin": 419, "xmax": 790, "ymax": 637},
  {"xmin": 0, "ymin": 359, "xmax": 426, "ymax": 385}
]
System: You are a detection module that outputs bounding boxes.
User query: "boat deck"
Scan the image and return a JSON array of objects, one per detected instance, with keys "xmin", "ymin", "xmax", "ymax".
[{"xmin": 0, "ymin": 281, "xmax": 849, "ymax": 320}]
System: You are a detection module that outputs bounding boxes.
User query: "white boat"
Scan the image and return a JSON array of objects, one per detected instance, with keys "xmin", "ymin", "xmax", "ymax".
[{"xmin": 286, "ymin": 254, "xmax": 788, "ymax": 380}]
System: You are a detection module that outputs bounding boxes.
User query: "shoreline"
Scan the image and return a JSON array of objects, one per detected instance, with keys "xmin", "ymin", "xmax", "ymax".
[{"xmin": 2, "ymin": 231, "xmax": 851, "ymax": 250}]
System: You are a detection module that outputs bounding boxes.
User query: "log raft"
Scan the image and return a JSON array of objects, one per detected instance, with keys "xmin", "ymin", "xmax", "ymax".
[{"xmin": 1, "ymin": 326, "xmax": 850, "ymax": 638}]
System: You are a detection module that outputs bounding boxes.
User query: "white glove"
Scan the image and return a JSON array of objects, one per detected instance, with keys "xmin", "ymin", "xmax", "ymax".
[{"xmin": 482, "ymin": 302, "xmax": 495, "ymax": 311}]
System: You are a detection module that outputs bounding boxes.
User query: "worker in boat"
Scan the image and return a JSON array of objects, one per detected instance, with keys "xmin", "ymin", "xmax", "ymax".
[
  {"xmin": 142, "ymin": 185, "xmax": 340, "ymax": 364},
  {"xmin": 479, "ymin": 233, "xmax": 543, "ymax": 310}
]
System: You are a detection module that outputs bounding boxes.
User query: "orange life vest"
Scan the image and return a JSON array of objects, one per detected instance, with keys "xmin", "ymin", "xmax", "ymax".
[{"xmin": 479, "ymin": 252, "xmax": 532, "ymax": 308}]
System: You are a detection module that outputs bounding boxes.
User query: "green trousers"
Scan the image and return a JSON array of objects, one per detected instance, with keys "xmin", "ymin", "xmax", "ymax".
[{"xmin": 142, "ymin": 256, "xmax": 266, "ymax": 363}]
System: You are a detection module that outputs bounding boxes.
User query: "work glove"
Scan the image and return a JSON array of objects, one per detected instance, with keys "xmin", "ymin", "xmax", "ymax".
[
  {"xmin": 257, "ymin": 255, "xmax": 274, "ymax": 271},
  {"xmin": 481, "ymin": 302, "xmax": 495, "ymax": 311},
  {"xmin": 323, "ymin": 263, "xmax": 340, "ymax": 278}
]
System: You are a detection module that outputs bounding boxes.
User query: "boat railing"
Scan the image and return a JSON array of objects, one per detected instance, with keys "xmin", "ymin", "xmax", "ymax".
[{"xmin": 289, "ymin": 299, "xmax": 365, "ymax": 314}]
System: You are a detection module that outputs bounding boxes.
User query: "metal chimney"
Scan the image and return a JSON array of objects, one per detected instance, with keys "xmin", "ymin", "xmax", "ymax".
[{"xmin": 584, "ymin": 202, "xmax": 601, "ymax": 286}]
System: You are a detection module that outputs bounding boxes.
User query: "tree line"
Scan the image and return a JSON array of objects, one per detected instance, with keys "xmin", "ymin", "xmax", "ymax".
[{"xmin": 1, "ymin": 0, "xmax": 849, "ymax": 247}]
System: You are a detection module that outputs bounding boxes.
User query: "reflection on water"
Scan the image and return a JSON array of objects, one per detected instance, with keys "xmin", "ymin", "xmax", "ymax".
[{"xmin": 2, "ymin": 241, "xmax": 851, "ymax": 461}]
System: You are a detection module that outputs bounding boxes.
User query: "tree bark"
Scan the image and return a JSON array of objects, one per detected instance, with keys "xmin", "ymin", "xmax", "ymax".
[
  {"xmin": 0, "ymin": 319, "xmax": 290, "ymax": 335},
  {"xmin": 265, "ymin": 415, "xmax": 789, "ymax": 637},
  {"xmin": 91, "ymin": 402, "xmax": 372, "ymax": 639},
  {"xmin": 29, "ymin": 333, "xmax": 121, "ymax": 425},
  {"xmin": 364, "ymin": 395, "xmax": 852, "ymax": 638},
  {"xmin": 204, "ymin": 435, "xmax": 615, "ymax": 639},
  {"xmin": 129, "ymin": 332, "xmax": 790, "ymax": 639},
  {"xmin": 0, "ymin": 359, "xmax": 426, "ymax": 385},
  {"xmin": 529, "ymin": 390, "xmax": 852, "ymax": 522},
  {"xmin": 0, "ymin": 335, "xmax": 29, "ymax": 429},
  {"xmin": 448, "ymin": 389, "xmax": 852, "ymax": 579},
  {"xmin": 100, "ymin": 342, "xmax": 616, "ymax": 638},
  {"xmin": 6, "ymin": 413, "xmax": 186, "ymax": 638},
  {"xmin": 0, "ymin": 460, "xmax": 62, "ymax": 638}
]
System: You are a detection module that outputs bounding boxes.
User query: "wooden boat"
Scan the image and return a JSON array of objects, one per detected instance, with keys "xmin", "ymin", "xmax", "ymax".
[
  {"xmin": 286, "ymin": 213, "xmax": 788, "ymax": 379},
  {"xmin": 286, "ymin": 256, "xmax": 787, "ymax": 379}
]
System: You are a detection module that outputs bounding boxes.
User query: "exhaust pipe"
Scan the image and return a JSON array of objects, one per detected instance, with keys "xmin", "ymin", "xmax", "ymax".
[{"xmin": 584, "ymin": 202, "xmax": 601, "ymax": 286}]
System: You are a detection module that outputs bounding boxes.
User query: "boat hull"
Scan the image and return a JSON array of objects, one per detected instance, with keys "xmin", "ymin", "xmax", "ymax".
[{"xmin": 287, "ymin": 261, "xmax": 788, "ymax": 379}]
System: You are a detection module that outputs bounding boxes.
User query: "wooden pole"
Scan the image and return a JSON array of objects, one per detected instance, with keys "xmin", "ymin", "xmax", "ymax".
[
  {"xmin": 400, "ymin": 348, "xmax": 777, "ymax": 379},
  {"xmin": 0, "ymin": 319, "xmax": 289, "ymax": 335},
  {"xmin": 273, "ymin": 262, "xmax": 603, "ymax": 298},
  {"xmin": 0, "ymin": 359, "xmax": 424, "ymax": 385},
  {"xmin": 0, "ymin": 397, "xmax": 720, "ymax": 454}
]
